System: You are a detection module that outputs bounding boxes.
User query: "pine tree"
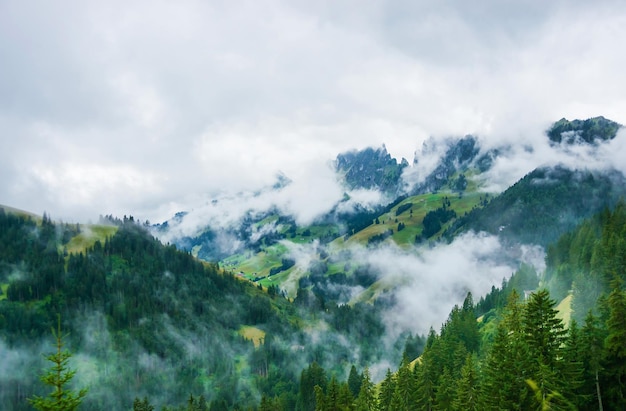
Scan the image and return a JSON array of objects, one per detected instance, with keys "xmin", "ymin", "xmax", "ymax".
[
  {"xmin": 560, "ymin": 320, "xmax": 585, "ymax": 408},
  {"xmin": 581, "ymin": 310, "xmax": 605, "ymax": 411},
  {"xmin": 392, "ymin": 357, "xmax": 416, "ymax": 410},
  {"xmin": 433, "ymin": 367, "xmax": 455, "ymax": 411},
  {"xmin": 28, "ymin": 316, "xmax": 88, "ymax": 411},
  {"xmin": 347, "ymin": 365, "xmax": 362, "ymax": 399},
  {"xmin": 133, "ymin": 397, "xmax": 155, "ymax": 411},
  {"xmin": 602, "ymin": 280, "xmax": 626, "ymax": 408},
  {"xmin": 480, "ymin": 290, "xmax": 531, "ymax": 410},
  {"xmin": 354, "ymin": 367, "xmax": 375, "ymax": 411},
  {"xmin": 523, "ymin": 289, "xmax": 567, "ymax": 400},
  {"xmin": 298, "ymin": 362, "xmax": 328, "ymax": 411},
  {"xmin": 376, "ymin": 369, "xmax": 395, "ymax": 411},
  {"xmin": 453, "ymin": 354, "xmax": 479, "ymax": 411}
]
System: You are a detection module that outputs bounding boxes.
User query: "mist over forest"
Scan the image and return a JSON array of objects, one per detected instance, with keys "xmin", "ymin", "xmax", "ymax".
[
  {"xmin": 1, "ymin": 115, "xmax": 626, "ymax": 410},
  {"xmin": 3, "ymin": 1, "xmax": 626, "ymax": 410}
]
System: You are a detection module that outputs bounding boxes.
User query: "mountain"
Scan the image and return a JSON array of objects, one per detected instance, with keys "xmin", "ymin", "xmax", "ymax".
[
  {"xmin": 335, "ymin": 144, "xmax": 408, "ymax": 194},
  {"xmin": 408, "ymin": 135, "xmax": 483, "ymax": 194},
  {"xmin": 0, "ymin": 210, "xmax": 399, "ymax": 410},
  {"xmin": 445, "ymin": 166, "xmax": 626, "ymax": 246},
  {"xmin": 547, "ymin": 115, "xmax": 622, "ymax": 145},
  {"xmin": 3, "ymin": 116, "xmax": 626, "ymax": 410}
]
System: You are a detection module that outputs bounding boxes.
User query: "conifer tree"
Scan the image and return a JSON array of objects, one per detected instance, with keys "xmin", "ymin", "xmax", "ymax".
[
  {"xmin": 602, "ymin": 280, "xmax": 626, "ymax": 408},
  {"xmin": 354, "ymin": 367, "xmax": 375, "ymax": 411},
  {"xmin": 347, "ymin": 365, "xmax": 362, "ymax": 399},
  {"xmin": 376, "ymin": 369, "xmax": 395, "ymax": 411},
  {"xmin": 453, "ymin": 354, "xmax": 479, "ymax": 411},
  {"xmin": 581, "ymin": 310, "xmax": 605, "ymax": 410},
  {"xmin": 133, "ymin": 397, "xmax": 155, "ymax": 411},
  {"xmin": 28, "ymin": 316, "xmax": 88, "ymax": 411},
  {"xmin": 392, "ymin": 356, "xmax": 416, "ymax": 410},
  {"xmin": 480, "ymin": 290, "xmax": 531, "ymax": 410},
  {"xmin": 560, "ymin": 320, "xmax": 585, "ymax": 407},
  {"xmin": 523, "ymin": 289, "xmax": 567, "ymax": 400},
  {"xmin": 433, "ymin": 367, "xmax": 454, "ymax": 411}
]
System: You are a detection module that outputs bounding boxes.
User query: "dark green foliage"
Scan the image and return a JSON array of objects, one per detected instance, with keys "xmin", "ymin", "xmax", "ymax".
[
  {"xmin": 453, "ymin": 354, "xmax": 479, "ymax": 411},
  {"xmin": 402, "ymin": 333, "xmax": 425, "ymax": 362},
  {"xmin": 354, "ymin": 367, "xmax": 375, "ymax": 411},
  {"xmin": 367, "ymin": 229, "xmax": 393, "ymax": 246},
  {"xmin": 422, "ymin": 206, "xmax": 456, "ymax": 239},
  {"xmin": 480, "ymin": 291, "xmax": 532, "ymax": 410},
  {"xmin": 395, "ymin": 203, "xmax": 412, "ymax": 216},
  {"xmin": 297, "ymin": 362, "xmax": 327, "ymax": 411},
  {"xmin": 523, "ymin": 290, "xmax": 567, "ymax": 372},
  {"xmin": 133, "ymin": 397, "xmax": 155, "ymax": 411},
  {"xmin": 347, "ymin": 365, "xmax": 362, "ymax": 399},
  {"xmin": 447, "ymin": 166, "xmax": 626, "ymax": 246},
  {"xmin": 376, "ymin": 369, "xmax": 395, "ymax": 411},
  {"xmin": 602, "ymin": 280, "xmax": 626, "ymax": 408}
]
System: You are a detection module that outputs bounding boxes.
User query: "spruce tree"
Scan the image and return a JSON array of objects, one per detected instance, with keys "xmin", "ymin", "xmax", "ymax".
[
  {"xmin": 480, "ymin": 290, "xmax": 531, "ymax": 410},
  {"xmin": 376, "ymin": 369, "xmax": 395, "ymax": 411},
  {"xmin": 133, "ymin": 397, "xmax": 155, "ymax": 411},
  {"xmin": 28, "ymin": 317, "xmax": 88, "ymax": 411},
  {"xmin": 347, "ymin": 365, "xmax": 362, "ymax": 399},
  {"xmin": 354, "ymin": 367, "xmax": 375, "ymax": 411},
  {"xmin": 602, "ymin": 280, "xmax": 626, "ymax": 408},
  {"xmin": 523, "ymin": 289, "xmax": 567, "ymax": 400},
  {"xmin": 453, "ymin": 354, "xmax": 479, "ymax": 411},
  {"xmin": 581, "ymin": 310, "xmax": 605, "ymax": 411}
]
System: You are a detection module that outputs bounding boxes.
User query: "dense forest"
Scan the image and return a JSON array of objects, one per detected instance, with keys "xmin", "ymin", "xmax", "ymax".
[
  {"xmin": 1, "ymin": 199, "xmax": 625, "ymax": 410},
  {"xmin": 0, "ymin": 202, "xmax": 626, "ymax": 411},
  {"xmin": 0, "ymin": 210, "xmax": 402, "ymax": 410}
]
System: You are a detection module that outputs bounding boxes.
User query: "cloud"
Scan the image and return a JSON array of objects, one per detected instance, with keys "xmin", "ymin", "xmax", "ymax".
[
  {"xmin": 1, "ymin": 0, "xmax": 626, "ymax": 222},
  {"xmin": 340, "ymin": 232, "xmax": 522, "ymax": 338}
]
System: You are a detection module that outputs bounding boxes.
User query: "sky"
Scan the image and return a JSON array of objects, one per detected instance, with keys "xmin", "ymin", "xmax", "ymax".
[{"xmin": 2, "ymin": 0, "xmax": 626, "ymax": 223}]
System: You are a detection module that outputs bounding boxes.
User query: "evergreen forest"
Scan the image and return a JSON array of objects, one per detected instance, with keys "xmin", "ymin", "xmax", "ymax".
[{"xmin": 1, "ymin": 199, "xmax": 625, "ymax": 410}]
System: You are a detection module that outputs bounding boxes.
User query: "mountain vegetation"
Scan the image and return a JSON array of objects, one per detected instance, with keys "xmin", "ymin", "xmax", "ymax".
[
  {"xmin": 2, "ymin": 116, "xmax": 626, "ymax": 410},
  {"xmin": 0, "ymin": 209, "xmax": 405, "ymax": 410},
  {"xmin": 445, "ymin": 166, "xmax": 626, "ymax": 246}
]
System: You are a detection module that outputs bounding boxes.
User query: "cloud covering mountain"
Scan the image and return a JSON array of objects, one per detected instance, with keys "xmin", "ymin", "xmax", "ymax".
[{"xmin": 2, "ymin": 0, "xmax": 626, "ymax": 223}]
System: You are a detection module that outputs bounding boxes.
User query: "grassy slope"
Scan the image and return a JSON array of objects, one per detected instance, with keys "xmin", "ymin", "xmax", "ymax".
[
  {"xmin": 344, "ymin": 191, "xmax": 483, "ymax": 247},
  {"xmin": 238, "ymin": 326, "xmax": 266, "ymax": 348},
  {"xmin": 221, "ymin": 182, "xmax": 488, "ymax": 294},
  {"xmin": 65, "ymin": 225, "xmax": 119, "ymax": 255},
  {"xmin": 555, "ymin": 293, "xmax": 573, "ymax": 328}
]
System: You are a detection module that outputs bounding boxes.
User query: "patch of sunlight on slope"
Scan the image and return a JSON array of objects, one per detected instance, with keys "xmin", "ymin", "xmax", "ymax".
[
  {"xmin": 555, "ymin": 293, "xmax": 573, "ymax": 328},
  {"xmin": 239, "ymin": 326, "xmax": 266, "ymax": 348},
  {"xmin": 65, "ymin": 225, "xmax": 118, "ymax": 255},
  {"xmin": 0, "ymin": 283, "xmax": 8, "ymax": 301}
]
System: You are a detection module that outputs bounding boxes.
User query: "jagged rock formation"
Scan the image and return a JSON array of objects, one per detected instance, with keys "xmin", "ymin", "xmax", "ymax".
[
  {"xmin": 547, "ymin": 116, "xmax": 622, "ymax": 145},
  {"xmin": 335, "ymin": 145, "xmax": 408, "ymax": 194}
]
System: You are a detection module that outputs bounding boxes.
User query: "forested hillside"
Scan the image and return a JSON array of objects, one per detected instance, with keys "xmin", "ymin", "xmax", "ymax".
[
  {"xmin": 0, "ymin": 209, "xmax": 406, "ymax": 410},
  {"xmin": 299, "ymin": 203, "xmax": 626, "ymax": 411},
  {"xmin": 445, "ymin": 166, "xmax": 626, "ymax": 246}
]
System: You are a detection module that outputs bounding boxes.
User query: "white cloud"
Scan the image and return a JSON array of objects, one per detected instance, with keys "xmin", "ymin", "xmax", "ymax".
[
  {"xmin": 347, "ymin": 232, "xmax": 521, "ymax": 337},
  {"xmin": 1, "ymin": 0, "xmax": 626, "ymax": 221}
]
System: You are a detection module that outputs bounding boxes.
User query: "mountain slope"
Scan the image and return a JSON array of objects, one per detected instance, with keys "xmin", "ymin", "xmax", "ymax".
[{"xmin": 445, "ymin": 166, "xmax": 626, "ymax": 246}]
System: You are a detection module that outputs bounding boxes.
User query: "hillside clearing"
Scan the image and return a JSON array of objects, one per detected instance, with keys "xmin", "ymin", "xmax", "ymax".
[
  {"xmin": 65, "ymin": 225, "xmax": 118, "ymax": 255},
  {"xmin": 239, "ymin": 326, "xmax": 266, "ymax": 348}
]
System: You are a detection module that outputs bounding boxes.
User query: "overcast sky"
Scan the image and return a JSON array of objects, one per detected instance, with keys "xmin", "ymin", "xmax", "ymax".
[{"xmin": 2, "ymin": 0, "xmax": 626, "ymax": 223}]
